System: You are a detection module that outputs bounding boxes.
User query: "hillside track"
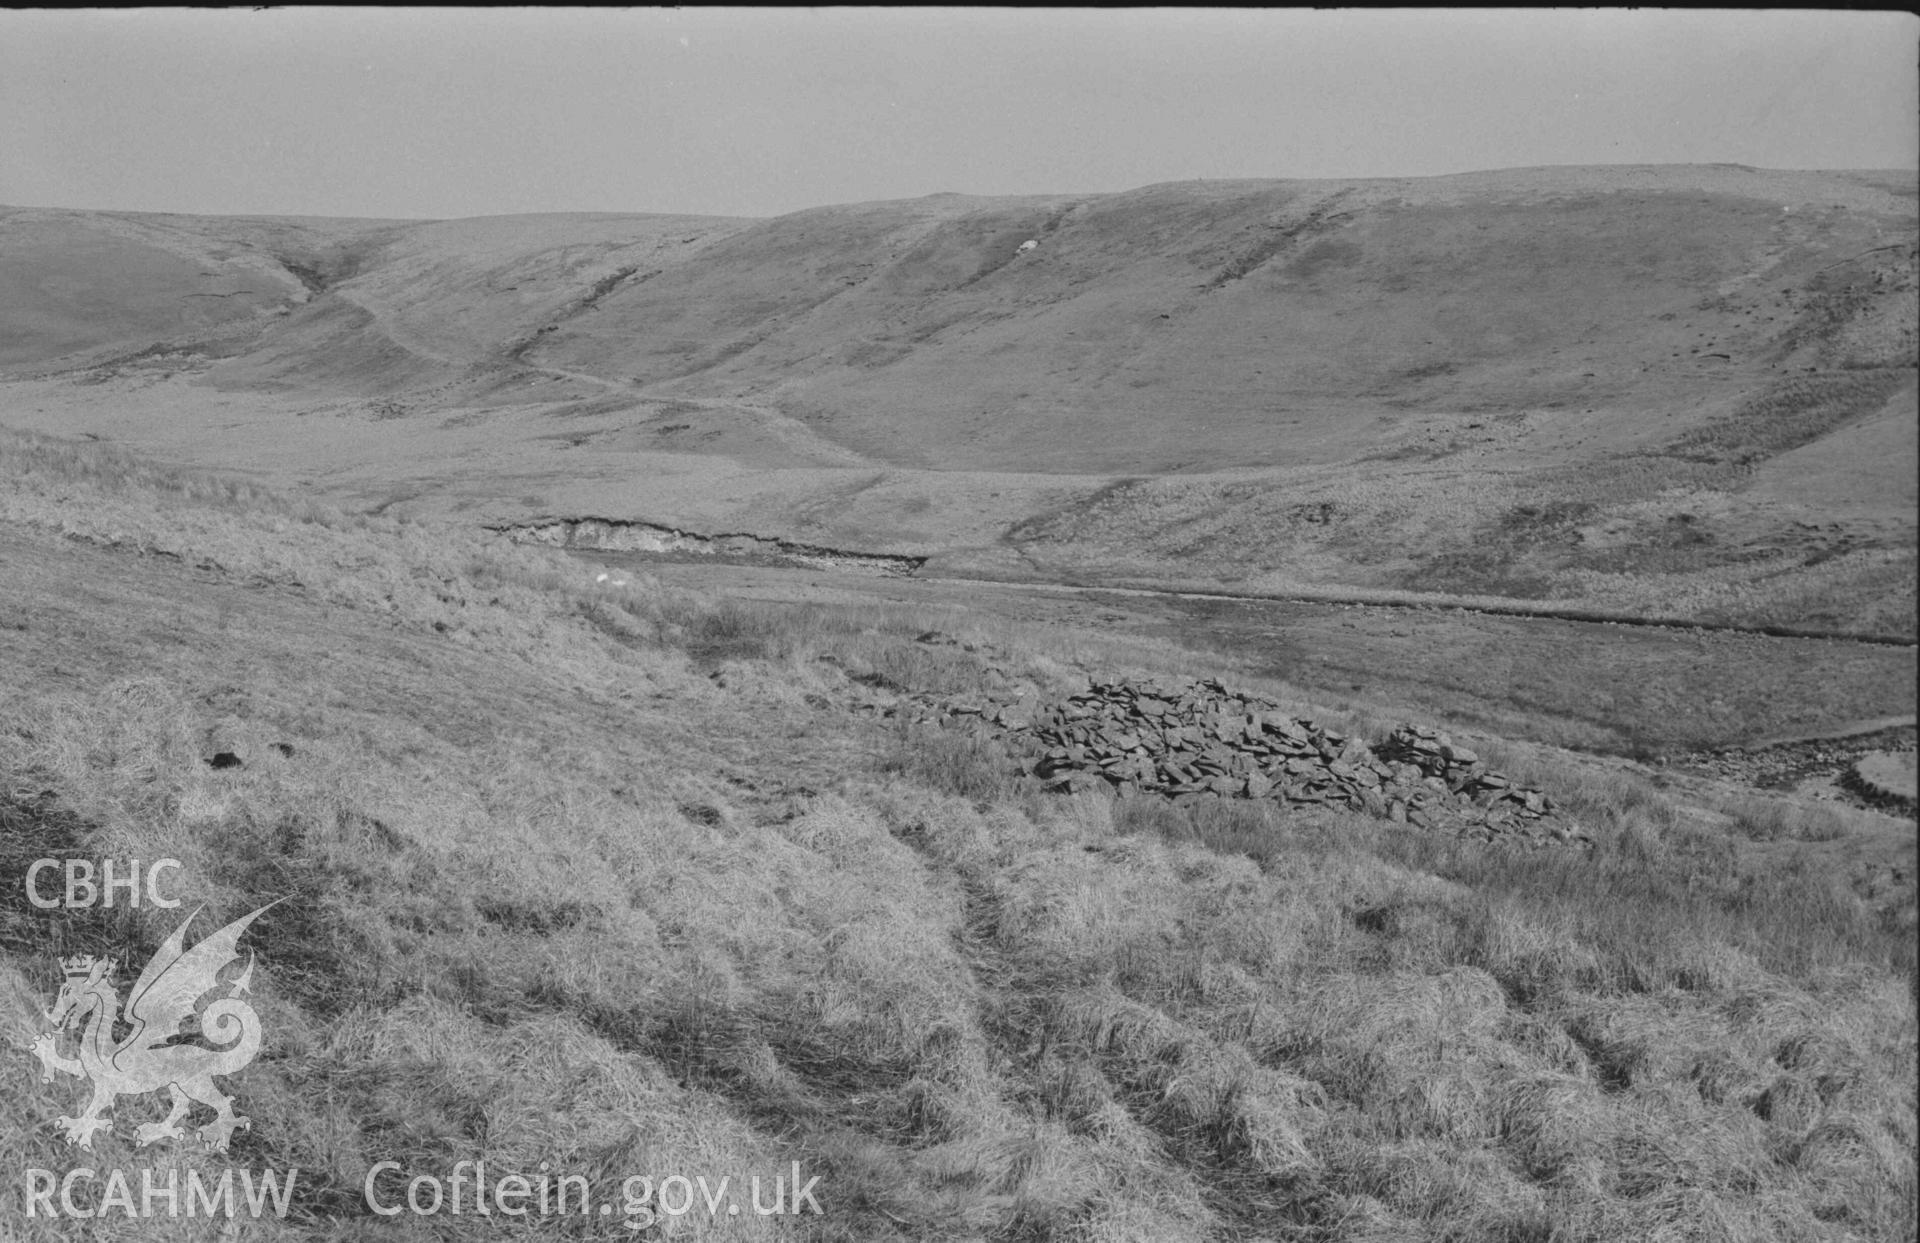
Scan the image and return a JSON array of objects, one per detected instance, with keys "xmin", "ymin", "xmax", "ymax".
[
  {"xmin": 918, "ymin": 569, "xmax": 1920, "ymax": 649},
  {"xmin": 604, "ymin": 554, "xmax": 1916, "ymax": 759}
]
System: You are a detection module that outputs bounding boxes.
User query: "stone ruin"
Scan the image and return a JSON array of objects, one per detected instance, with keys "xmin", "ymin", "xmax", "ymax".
[{"xmin": 903, "ymin": 676, "xmax": 1591, "ymax": 848}]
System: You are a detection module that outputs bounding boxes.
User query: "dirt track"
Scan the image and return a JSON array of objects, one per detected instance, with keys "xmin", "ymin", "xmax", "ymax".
[{"xmin": 923, "ymin": 569, "xmax": 1920, "ymax": 648}]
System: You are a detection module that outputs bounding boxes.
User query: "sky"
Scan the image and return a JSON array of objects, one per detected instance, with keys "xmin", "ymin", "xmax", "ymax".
[{"xmin": 2, "ymin": 8, "xmax": 1915, "ymax": 220}]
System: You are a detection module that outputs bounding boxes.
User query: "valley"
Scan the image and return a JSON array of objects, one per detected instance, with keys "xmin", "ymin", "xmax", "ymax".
[
  {"xmin": 1, "ymin": 162, "xmax": 1915, "ymax": 1242},
  {"xmin": 3, "ymin": 164, "xmax": 1914, "ymax": 637}
]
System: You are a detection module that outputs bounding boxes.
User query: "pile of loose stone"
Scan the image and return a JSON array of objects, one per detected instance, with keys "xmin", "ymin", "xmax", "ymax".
[{"xmin": 897, "ymin": 676, "xmax": 1589, "ymax": 847}]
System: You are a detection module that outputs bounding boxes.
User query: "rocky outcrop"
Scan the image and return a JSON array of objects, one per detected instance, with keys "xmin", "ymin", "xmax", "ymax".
[{"xmin": 902, "ymin": 676, "xmax": 1588, "ymax": 847}]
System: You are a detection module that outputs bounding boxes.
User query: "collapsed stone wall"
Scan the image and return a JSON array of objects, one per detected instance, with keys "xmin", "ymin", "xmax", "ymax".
[{"xmin": 907, "ymin": 676, "xmax": 1590, "ymax": 848}]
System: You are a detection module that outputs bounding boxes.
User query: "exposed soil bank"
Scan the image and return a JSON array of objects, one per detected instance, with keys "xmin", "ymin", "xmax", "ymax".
[{"xmin": 494, "ymin": 517, "xmax": 927, "ymax": 577}]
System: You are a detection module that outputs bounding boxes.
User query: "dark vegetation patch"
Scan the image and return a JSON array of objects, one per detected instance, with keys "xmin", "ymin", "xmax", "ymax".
[
  {"xmin": 1670, "ymin": 369, "xmax": 1910, "ymax": 467},
  {"xmin": 1773, "ymin": 246, "xmax": 1919, "ymax": 366},
  {"xmin": 1496, "ymin": 500, "xmax": 1597, "ymax": 544},
  {"xmin": 673, "ymin": 599, "xmax": 778, "ymax": 668},
  {"xmin": 1568, "ymin": 516, "xmax": 1758, "ymax": 578},
  {"xmin": 475, "ymin": 895, "xmax": 588, "ymax": 934},
  {"xmin": 579, "ymin": 265, "xmax": 642, "ymax": 308},
  {"xmin": 1203, "ymin": 195, "xmax": 1355, "ymax": 290},
  {"xmin": 201, "ymin": 805, "xmax": 453, "ymax": 1018},
  {"xmin": 0, "ymin": 789, "xmax": 159, "ymax": 969},
  {"xmin": 1003, "ymin": 476, "xmax": 1152, "ymax": 544},
  {"xmin": 275, "ymin": 259, "xmax": 329, "ymax": 296}
]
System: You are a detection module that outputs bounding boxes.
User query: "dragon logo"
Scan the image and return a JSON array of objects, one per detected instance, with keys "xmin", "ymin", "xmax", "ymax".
[{"xmin": 28, "ymin": 902, "xmax": 276, "ymax": 1152}]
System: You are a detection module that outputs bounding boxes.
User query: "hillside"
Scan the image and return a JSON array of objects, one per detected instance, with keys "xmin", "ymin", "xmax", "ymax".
[
  {"xmin": 0, "ymin": 429, "xmax": 1913, "ymax": 1240},
  {"xmin": 1, "ymin": 165, "xmax": 1915, "ymax": 632}
]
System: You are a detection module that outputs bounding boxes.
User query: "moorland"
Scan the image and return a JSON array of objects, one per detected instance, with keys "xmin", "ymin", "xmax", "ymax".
[
  {"xmin": 2, "ymin": 164, "xmax": 1914, "ymax": 632},
  {"xmin": 0, "ymin": 165, "xmax": 1915, "ymax": 1240}
]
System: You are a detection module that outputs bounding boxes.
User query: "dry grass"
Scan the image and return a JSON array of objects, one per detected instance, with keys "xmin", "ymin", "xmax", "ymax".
[
  {"xmin": 1720, "ymin": 794, "xmax": 1854, "ymax": 845},
  {"xmin": 1, "ymin": 432, "xmax": 1913, "ymax": 1240}
]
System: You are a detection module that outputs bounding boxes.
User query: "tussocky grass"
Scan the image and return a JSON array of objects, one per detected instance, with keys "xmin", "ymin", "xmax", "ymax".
[{"xmin": 0, "ymin": 428, "xmax": 1911, "ymax": 1241}]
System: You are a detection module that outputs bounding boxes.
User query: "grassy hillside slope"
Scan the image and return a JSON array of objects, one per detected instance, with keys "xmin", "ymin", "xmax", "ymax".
[
  {"xmin": 1, "ymin": 165, "xmax": 1913, "ymax": 632},
  {"xmin": 541, "ymin": 169, "xmax": 1914, "ymax": 472},
  {"xmin": 2, "ymin": 430, "xmax": 1913, "ymax": 1240}
]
